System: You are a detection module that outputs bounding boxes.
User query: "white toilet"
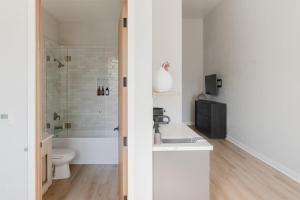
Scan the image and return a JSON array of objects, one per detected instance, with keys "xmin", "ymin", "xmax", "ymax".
[{"xmin": 52, "ymin": 148, "xmax": 76, "ymax": 180}]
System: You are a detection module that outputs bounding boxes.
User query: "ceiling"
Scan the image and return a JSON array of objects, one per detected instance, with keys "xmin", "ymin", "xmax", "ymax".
[
  {"xmin": 43, "ymin": 0, "xmax": 222, "ymax": 22},
  {"xmin": 42, "ymin": 0, "xmax": 121, "ymax": 23},
  {"xmin": 183, "ymin": 0, "xmax": 223, "ymax": 18}
]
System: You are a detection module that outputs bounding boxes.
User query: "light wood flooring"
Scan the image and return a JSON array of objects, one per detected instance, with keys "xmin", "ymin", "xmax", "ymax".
[
  {"xmin": 43, "ymin": 165, "xmax": 118, "ymax": 200},
  {"xmin": 191, "ymin": 127, "xmax": 300, "ymax": 200},
  {"xmin": 43, "ymin": 131, "xmax": 300, "ymax": 200}
]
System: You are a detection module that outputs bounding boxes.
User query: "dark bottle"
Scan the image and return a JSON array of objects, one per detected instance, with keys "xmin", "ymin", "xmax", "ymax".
[
  {"xmin": 101, "ymin": 86, "xmax": 105, "ymax": 96},
  {"xmin": 97, "ymin": 86, "xmax": 101, "ymax": 96},
  {"xmin": 105, "ymin": 87, "xmax": 110, "ymax": 96}
]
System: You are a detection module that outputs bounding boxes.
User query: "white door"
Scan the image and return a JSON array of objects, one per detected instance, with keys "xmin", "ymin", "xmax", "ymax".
[{"xmin": 0, "ymin": 0, "xmax": 29, "ymax": 199}]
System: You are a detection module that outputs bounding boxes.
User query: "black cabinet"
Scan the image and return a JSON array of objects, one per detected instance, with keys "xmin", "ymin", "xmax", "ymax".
[{"xmin": 195, "ymin": 100, "xmax": 227, "ymax": 139}]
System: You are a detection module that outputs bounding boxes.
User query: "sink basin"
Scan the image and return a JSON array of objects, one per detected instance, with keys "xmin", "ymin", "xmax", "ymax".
[{"xmin": 161, "ymin": 138, "xmax": 201, "ymax": 144}]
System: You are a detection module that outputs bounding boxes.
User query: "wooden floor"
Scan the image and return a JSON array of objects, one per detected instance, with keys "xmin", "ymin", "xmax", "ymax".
[
  {"xmin": 43, "ymin": 165, "xmax": 118, "ymax": 200},
  {"xmin": 191, "ymin": 128, "xmax": 300, "ymax": 200},
  {"xmin": 43, "ymin": 131, "xmax": 300, "ymax": 200}
]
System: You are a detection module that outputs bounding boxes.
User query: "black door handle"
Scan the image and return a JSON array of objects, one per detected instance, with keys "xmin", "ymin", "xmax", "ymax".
[{"xmin": 114, "ymin": 126, "xmax": 119, "ymax": 131}]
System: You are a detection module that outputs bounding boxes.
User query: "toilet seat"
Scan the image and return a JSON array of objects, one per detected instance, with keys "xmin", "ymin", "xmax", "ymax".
[
  {"xmin": 52, "ymin": 148, "xmax": 75, "ymax": 160},
  {"xmin": 52, "ymin": 148, "xmax": 76, "ymax": 179}
]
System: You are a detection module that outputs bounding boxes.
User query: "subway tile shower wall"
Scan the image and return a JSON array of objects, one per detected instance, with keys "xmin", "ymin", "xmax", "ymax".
[
  {"xmin": 44, "ymin": 46, "xmax": 118, "ymax": 138},
  {"xmin": 68, "ymin": 47, "xmax": 118, "ymax": 138}
]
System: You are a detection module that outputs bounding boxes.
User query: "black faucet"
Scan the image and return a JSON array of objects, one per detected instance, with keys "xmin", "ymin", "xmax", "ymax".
[
  {"xmin": 154, "ymin": 122, "xmax": 160, "ymax": 133},
  {"xmin": 53, "ymin": 112, "xmax": 61, "ymax": 121},
  {"xmin": 153, "ymin": 115, "xmax": 171, "ymax": 133}
]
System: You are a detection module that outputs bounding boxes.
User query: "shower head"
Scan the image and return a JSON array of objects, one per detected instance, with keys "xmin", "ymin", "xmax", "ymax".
[{"xmin": 54, "ymin": 58, "xmax": 65, "ymax": 68}]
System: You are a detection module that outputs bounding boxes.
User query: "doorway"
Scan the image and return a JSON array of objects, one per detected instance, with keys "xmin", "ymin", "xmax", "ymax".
[{"xmin": 36, "ymin": 0, "xmax": 128, "ymax": 199}]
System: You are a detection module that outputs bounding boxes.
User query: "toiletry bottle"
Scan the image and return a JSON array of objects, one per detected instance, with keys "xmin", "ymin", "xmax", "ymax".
[
  {"xmin": 97, "ymin": 86, "xmax": 101, "ymax": 96},
  {"xmin": 105, "ymin": 87, "xmax": 110, "ymax": 96},
  {"xmin": 101, "ymin": 86, "xmax": 105, "ymax": 96}
]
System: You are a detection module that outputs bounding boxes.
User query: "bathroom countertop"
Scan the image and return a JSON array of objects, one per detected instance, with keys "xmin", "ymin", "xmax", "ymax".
[{"xmin": 152, "ymin": 123, "xmax": 213, "ymax": 152}]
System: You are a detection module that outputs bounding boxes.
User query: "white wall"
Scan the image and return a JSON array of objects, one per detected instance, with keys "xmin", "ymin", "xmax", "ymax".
[
  {"xmin": 182, "ymin": 19, "xmax": 204, "ymax": 124},
  {"xmin": 153, "ymin": 0, "xmax": 182, "ymax": 123},
  {"xmin": 42, "ymin": 8, "xmax": 59, "ymax": 43},
  {"xmin": 204, "ymin": 0, "xmax": 300, "ymax": 182},
  {"xmin": 0, "ymin": 0, "xmax": 153, "ymax": 199},
  {"xmin": 128, "ymin": 0, "xmax": 153, "ymax": 199},
  {"xmin": 0, "ymin": 0, "xmax": 30, "ymax": 199},
  {"xmin": 58, "ymin": 21, "xmax": 118, "ymax": 47},
  {"xmin": 42, "ymin": 8, "xmax": 117, "ymax": 47}
]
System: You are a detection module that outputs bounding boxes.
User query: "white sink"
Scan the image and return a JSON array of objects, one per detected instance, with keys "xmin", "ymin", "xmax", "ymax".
[{"xmin": 161, "ymin": 137, "xmax": 202, "ymax": 144}]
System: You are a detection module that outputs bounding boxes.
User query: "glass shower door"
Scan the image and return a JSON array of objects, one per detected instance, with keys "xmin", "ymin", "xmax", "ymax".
[
  {"xmin": 44, "ymin": 46, "xmax": 118, "ymax": 138},
  {"xmin": 45, "ymin": 47, "xmax": 68, "ymax": 137}
]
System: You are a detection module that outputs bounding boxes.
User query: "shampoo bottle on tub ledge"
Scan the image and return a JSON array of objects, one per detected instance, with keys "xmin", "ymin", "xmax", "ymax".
[{"xmin": 153, "ymin": 62, "xmax": 173, "ymax": 92}]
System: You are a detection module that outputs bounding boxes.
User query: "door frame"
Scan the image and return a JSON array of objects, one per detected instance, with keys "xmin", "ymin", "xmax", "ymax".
[
  {"xmin": 35, "ymin": 0, "xmax": 42, "ymax": 199},
  {"xmin": 118, "ymin": 0, "xmax": 128, "ymax": 199},
  {"xmin": 29, "ymin": 0, "xmax": 154, "ymax": 199},
  {"xmin": 33, "ymin": 0, "xmax": 128, "ymax": 200},
  {"xmin": 27, "ymin": 0, "xmax": 41, "ymax": 199}
]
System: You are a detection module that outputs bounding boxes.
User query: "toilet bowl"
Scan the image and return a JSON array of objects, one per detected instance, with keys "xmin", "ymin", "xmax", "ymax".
[{"xmin": 52, "ymin": 148, "xmax": 76, "ymax": 180}]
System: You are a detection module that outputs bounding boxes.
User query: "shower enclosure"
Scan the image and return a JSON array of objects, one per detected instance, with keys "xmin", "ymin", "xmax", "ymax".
[{"xmin": 43, "ymin": 46, "xmax": 118, "ymax": 138}]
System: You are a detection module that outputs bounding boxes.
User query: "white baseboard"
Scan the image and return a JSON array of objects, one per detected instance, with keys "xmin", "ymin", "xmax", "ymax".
[
  {"xmin": 184, "ymin": 122, "xmax": 195, "ymax": 126},
  {"xmin": 227, "ymin": 136, "xmax": 300, "ymax": 184}
]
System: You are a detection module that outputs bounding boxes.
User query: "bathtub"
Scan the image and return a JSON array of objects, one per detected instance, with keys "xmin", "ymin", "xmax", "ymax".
[{"xmin": 52, "ymin": 135, "xmax": 118, "ymax": 164}]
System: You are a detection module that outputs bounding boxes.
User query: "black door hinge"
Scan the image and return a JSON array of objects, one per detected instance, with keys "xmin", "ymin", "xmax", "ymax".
[
  {"xmin": 124, "ymin": 195, "xmax": 128, "ymax": 200},
  {"xmin": 65, "ymin": 56, "xmax": 71, "ymax": 62},
  {"xmin": 123, "ymin": 77, "xmax": 127, "ymax": 87},
  {"xmin": 40, "ymin": 142, "xmax": 43, "ymax": 148},
  {"xmin": 123, "ymin": 137, "xmax": 128, "ymax": 147},
  {"xmin": 123, "ymin": 18, "xmax": 127, "ymax": 28}
]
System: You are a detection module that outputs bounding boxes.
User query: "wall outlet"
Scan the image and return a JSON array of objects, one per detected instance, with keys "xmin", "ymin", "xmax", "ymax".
[
  {"xmin": 0, "ymin": 113, "xmax": 9, "ymax": 120},
  {"xmin": 0, "ymin": 113, "xmax": 15, "ymax": 125}
]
